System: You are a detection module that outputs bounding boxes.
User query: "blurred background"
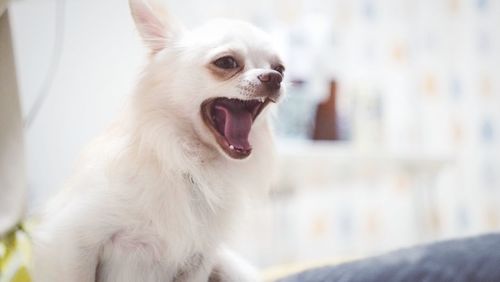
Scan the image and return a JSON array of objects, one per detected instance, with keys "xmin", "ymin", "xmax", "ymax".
[{"xmin": 2, "ymin": 0, "xmax": 500, "ymax": 277}]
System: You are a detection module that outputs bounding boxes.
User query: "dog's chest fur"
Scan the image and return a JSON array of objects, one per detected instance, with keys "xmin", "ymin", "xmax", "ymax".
[
  {"xmin": 78, "ymin": 130, "xmax": 268, "ymax": 281},
  {"xmin": 94, "ymin": 160, "xmax": 236, "ymax": 279},
  {"xmin": 34, "ymin": 117, "xmax": 275, "ymax": 282}
]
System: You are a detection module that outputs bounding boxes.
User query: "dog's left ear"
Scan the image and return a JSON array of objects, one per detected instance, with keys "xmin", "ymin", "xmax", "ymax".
[{"xmin": 129, "ymin": 0, "xmax": 181, "ymax": 54}]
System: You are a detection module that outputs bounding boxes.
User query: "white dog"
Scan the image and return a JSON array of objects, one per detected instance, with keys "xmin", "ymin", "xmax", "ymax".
[{"xmin": 33, "ymin": 0, "xmax": 285, "ymax": 281}]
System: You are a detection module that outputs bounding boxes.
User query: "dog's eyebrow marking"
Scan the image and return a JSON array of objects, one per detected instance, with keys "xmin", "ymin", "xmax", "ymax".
[{"xmin": 205, "ymin": 44, "xmax": 245, "ymax": 61}]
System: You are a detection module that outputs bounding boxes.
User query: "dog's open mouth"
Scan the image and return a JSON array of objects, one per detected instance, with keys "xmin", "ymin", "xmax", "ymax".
[{"xmin": 201, "ymin": 97, "xmax": 273, "ymax": 159}]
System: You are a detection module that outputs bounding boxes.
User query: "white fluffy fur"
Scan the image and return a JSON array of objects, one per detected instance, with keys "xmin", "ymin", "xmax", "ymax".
[{"xmin": 32, "ymin": 0, "xmax": 285, "ymax": 281}]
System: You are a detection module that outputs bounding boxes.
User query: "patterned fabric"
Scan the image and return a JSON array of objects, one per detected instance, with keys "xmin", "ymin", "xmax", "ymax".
[
  {"xmin": 278, "ymin": 233, "xmax": 500, "ymax": 282},
  {"xmin": 0, "ymin": 224, "xmax": 32, "ymax": 282}
]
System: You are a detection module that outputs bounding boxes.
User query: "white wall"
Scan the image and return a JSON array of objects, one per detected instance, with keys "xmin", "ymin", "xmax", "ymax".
[{"xmin": 10, "ymin": 0, "xmax": 144, "ymax": 211}]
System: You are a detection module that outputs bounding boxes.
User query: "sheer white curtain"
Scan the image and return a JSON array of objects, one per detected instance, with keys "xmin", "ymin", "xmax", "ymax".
[{"xmin": 0, "ymin": 5, "xmax": 26, "ymax": 236}]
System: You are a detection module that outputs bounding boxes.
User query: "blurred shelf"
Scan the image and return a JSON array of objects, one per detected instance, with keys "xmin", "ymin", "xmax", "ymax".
[
  {"xmin": 273, "ymin": 139, "xmax": 457, "ymax": 241},
  {"xmin": 276, "ymin": 139, "xmax": 454, "ymax": 172}
]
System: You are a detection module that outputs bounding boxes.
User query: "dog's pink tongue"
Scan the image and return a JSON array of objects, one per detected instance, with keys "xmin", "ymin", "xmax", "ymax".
[{"xmin": 214, "ymin": 104, "xmax": 252, "ymax": 150}]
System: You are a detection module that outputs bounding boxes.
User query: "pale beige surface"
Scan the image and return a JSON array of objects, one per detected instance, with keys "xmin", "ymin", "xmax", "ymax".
[
  {"xmin": 0, "ymin": 0, "xmax": 7, "ymax": 16},
  {"xmin": 262, "ymin": 257, "xmax": 356, "ymax": 282},
  {"xmin": 0, "ymin": 8, "xmax": 26, "ymax": 237}
]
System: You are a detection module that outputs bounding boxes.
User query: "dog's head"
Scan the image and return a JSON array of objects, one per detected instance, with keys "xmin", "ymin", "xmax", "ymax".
[{"xmin": 130, "ymin": 0, "xmax": 285, "ymax": 160}]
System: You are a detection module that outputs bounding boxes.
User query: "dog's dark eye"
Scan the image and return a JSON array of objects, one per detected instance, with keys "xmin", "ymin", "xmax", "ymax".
[
  {"xmin": 213, "ymin": 56, "xmax": 239, "ymax": 69},
  {"xmin": 274, "ymin": 65, "xmax": 285, "ymax": 74}
]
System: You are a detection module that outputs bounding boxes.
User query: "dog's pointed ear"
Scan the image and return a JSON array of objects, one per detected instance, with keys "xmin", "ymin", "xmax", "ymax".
[{"xmin": 129, "ymin": 0, "xmax": 180, "ymax": 54}]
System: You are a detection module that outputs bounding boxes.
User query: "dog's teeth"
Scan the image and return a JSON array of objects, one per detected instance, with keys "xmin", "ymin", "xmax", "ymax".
[{"xmin": 229, "ymin": 145, "xmax": 235, "ymax": 150}]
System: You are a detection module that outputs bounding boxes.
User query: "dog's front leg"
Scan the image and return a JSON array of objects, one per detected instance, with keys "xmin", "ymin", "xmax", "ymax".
[
  {"xmin": 33, "ymin": 230, "xmax": 100, "ymax": 282},
  {"xmin": 209, "ymin": 248, "xmax": 260, "ymax": 282},
  {"xmin": 33, "ymin": 204, "xmax": 106, "ymax": 282}
]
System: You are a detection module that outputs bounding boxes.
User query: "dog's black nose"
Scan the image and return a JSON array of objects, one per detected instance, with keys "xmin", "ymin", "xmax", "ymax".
[{"xmin": 258, "ymin": 71, "xmax": 282, "ymax": 91}]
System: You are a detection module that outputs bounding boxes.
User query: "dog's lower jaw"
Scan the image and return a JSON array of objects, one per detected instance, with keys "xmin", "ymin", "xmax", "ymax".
[{"xmin": 200, "ymin": 97, "xmax": 274, "ymax": 160}]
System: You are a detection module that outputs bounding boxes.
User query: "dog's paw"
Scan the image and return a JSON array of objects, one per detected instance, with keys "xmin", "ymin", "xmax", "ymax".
[{"xmin": 209, "ymin": 248, "xmax": 260, "ymax": 282}]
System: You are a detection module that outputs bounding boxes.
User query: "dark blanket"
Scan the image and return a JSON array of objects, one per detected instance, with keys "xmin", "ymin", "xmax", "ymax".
[{"xmin": 277, "ymin": 233, "xmax": 500, "ymax": 282}]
